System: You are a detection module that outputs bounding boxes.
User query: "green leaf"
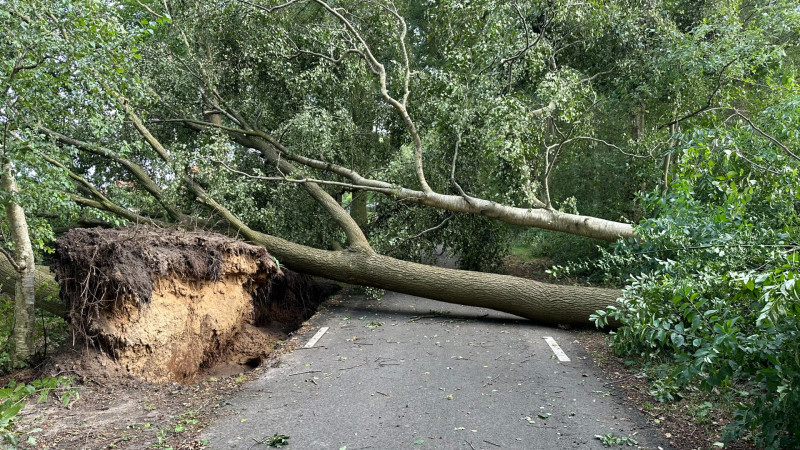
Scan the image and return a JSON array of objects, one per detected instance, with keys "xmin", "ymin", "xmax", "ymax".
[{"xmin": 1, "ymin": 402, "xmax": 24, "ymax": 420}]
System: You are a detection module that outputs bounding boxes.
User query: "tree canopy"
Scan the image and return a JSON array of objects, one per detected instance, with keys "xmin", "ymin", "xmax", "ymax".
[{"xmin": 2, "ymin": 0, "xmax": 800, "ymax": 446}]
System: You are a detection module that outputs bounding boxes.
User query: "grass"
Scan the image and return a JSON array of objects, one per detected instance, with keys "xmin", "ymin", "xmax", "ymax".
[{"xmin": 509, "ymin": 244, "xmax": 540, "ymax": 263}]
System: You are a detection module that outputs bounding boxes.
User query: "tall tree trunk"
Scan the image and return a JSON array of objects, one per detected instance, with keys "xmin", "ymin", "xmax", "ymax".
[{"xmin": 1, "ymin": 164, "xmax": 36, "ymax": 366}]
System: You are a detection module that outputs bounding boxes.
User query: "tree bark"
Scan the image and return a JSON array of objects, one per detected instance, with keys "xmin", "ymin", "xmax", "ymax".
[
  {"xmin": 1, "ymin": 165, "xmax": 37, "ymax": 365},
  {"xmin": 244, "ymin": 229, "xmax": 620, "ymax": 326},
  {"xmin": 188, "ymin": 174, "xmax": 622, "ymax": 326},
  {"xmin": 0, "ymin": 260, "xmax": 65, "ymax": 318},
  {"xmin": 350, "ymin": 191, "xmax": 368, "ymax": 230}
]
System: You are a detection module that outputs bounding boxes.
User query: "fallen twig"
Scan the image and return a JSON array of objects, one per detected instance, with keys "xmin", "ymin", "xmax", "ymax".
[
  {"xmin": 288, "ymin": 370, "xmax": 321, "ymax": 376},
  {"xmin": 340, "ymin": 361, "xmax": 368, "ymax": 371}
]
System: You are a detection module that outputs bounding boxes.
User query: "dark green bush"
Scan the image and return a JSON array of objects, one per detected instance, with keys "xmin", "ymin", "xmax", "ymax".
[{"xmin": 591, "ymin": 107, "xmax": 800, "ymax": 448}]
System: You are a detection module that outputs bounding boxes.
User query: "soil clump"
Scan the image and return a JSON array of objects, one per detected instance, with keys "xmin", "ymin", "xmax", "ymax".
[{"xmin": 49, "ymin": 226, "xmax": 339, "ymax": 383}]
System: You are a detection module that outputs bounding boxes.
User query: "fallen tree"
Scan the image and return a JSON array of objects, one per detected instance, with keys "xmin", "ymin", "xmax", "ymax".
[
  {"xmin": 250, "ymin": 231, "xmax": 620, "ymax": 325},
  {"xmin": 0, "ymin": 226, "xmax": 621, "ymax": 326},
  {"xmin": 9, "ymin": 0, "xmax": 645, "ymax": 327}
]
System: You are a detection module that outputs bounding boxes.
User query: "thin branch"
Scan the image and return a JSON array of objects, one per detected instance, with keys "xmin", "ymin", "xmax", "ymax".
[
  {"xmin": 289, "ymin": 48, "xmax": 365, "ymax": 64},
  {"xmin": 212, "ymin": 158, "xmax": 398, "ymax": 195},
  {"xmin": 724, "ymin": 111, "xmax": 800, "ymax": 162},
  {"xmin": 134, "ymin": 0, "xmax": 165, "ymax": 18},
  {"xmin": 0, "ymin": 247, "xmax": 22, "ymax": 272},
  {"xmin": 579, "ymin": 70, "xmax": 612, "ymax": 84},
  {"xmin": 560, "ymin": 136, "xmax": 652, "ymax": 159},
  {"xmin": 236, "ymin": 0, "xmax": 304, "ymax": 14},
  {"xmin": 513, "ymin": 1, "xmax": 530, "ymax": 51},
  {"xmin": 403, "ymin": 213, "xmax": 454, "ymax": 241},
  {"xmin": 500, "ymin": 10, "xmax": 552, "ymax": 65},
  {"xmin": 366, "ymin": 0, "xmax": 412, "ymax": 106},
  {"xmin": 449, "ymin": 133, "xmax": 473, "ymax": 205},
  {"xmin": 659, "ymin": 58, "xmax": 737, "ymax": 129},
  {"xmin": 732, "ymin": 146, "xmax": 780, "ymax": 175}
]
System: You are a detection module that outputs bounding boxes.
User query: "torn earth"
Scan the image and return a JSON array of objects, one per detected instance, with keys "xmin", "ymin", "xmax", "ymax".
[{"xmin": 47, "ymin": 226, "xmax": 339, "ymax": 383}]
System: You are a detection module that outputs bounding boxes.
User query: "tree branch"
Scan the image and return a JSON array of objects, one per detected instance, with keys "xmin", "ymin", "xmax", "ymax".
[
  {"xmin": 35, "ymin": 126, "xmax": 186, "ymax": 221},
  {"xmin": 500, "ymin": 8, "xmax": 552, "ymax": 65},
  {"xmin": 158, "ymin": 118, "xmax": 374, "ymax": 251},
  {"xmin": 724, "ymin": 111, "xmax": 800, "ymax": 162},
  {"xmin": 212, "ymin": 158, "xmax": 399, "ymax": 195},
  {"xmin": 37, "ymin": 152, "xmax": 168, "ymax": 227},
  {"xmin": 165, "ymin": 118, "xmax": 634, "ymax": 241},
  {"xmin": 449, "ymin": 133, "xmax": 473, "ymax": 206},
  {"xmin": 237, "ymin": 0, "xmax": 304, "ymax": 14},
  {"xmin": 0, "ymin": 247, "xmax": 22, "ymax": 272},
  {"xmin": 302, "ymin": 0, "xmax": 432, "ymax": 193},
  {"xmin": 403, "ymin": 213, "xmax": 454, "ymax": 241},
  {"xmin": 659, "ymin": 58, "xmax": 737, "ymax": 129},
  {"xmin": 122, "ymin": 102, "xmax": 172, "ymax": 163}
]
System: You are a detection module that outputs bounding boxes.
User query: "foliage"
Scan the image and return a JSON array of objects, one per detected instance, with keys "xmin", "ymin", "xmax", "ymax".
[
  {"xmin": 594, "ymin": 433, "xmax": 638, "ymax": 447},
  {"xmin": 262, "ymin": 433, "xmax": 290, "ymax": 448},
  {"xmin": 0, "ymin": 292, "xmax": 69, "ymax": 374},
  {"xmin": 592, "ymin": 85, "xmax": 800, "ymax": 447},
  {"xmin": 1, "ymin": 4, "xmax": 798, "ymax": 448},
  {"xmin": 0, "ymin": 376, "xmax": 78, "ymax": 446},
  {"xmin": 513, "ymin": 227, "xmax": 606, "ymax": 267}
]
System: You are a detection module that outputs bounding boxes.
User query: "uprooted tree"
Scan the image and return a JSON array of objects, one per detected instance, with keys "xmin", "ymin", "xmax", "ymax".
[{"xmin": 2, "ymin": 0, "xmax": 793, "ymax": 327}]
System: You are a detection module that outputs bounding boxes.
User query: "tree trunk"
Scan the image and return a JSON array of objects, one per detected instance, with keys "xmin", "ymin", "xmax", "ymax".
[
  {"xmin": 350, "ymin": 191, "xmax": 368, "ymax": 230},
  {"xmin": 245, "ymin": 230, "xmax": 620, "ymax": 326},
  {"xmin": 190, "ymin": 180, "xmax": 622, "ymax": 326},
  {"xmin": 1, "ymin": 166, "xmax": 37, "ymax": 365},
  {"xmin": 0, "ymin": 260, "xmax": 65, "ymax": 318}
]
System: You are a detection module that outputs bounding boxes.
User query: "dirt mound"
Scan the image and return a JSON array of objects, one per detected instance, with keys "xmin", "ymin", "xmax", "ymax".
[{"xmin": 50, "ymin": 226, "xmax": 338, "ymax": 383}]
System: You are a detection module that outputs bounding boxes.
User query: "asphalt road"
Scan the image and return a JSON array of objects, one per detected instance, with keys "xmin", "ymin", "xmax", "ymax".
[{"xmin": 202, "ymin": 290, "xmax": 671, "ymax": 449}]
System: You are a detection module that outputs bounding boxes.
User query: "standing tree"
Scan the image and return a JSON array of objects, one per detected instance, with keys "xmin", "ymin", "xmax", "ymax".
[
  {"xmin": 0, "ymin": 141, "xmax": 36, "ymax": 366},
  {"xmin": 0, "ymin": 0, "xmax": 136, "ymax": 362}
]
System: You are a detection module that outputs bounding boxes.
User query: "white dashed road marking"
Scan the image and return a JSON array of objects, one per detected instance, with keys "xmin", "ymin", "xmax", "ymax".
[
  {"xmin": 304, "ymin": 327, "xmax": 329, "ymax": 348},
  {"xmin": 543, "ymin": 336, "xmax": 570, "ymax": 362}
]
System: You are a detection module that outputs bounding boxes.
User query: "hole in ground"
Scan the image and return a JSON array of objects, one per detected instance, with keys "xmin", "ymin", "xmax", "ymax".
[
  {"xmin": 243, "ymin": 357, "xmax": 262, "ymax": 369},
  {"xmin": 200, "ymin": 272, "xmax": 341, "ymax": 381}
]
